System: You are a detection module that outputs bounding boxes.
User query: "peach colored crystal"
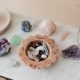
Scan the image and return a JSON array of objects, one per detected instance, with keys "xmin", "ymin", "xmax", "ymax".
[{"xmin": 39, "ymin": 19, "xmax": 56, "ymax": 36}]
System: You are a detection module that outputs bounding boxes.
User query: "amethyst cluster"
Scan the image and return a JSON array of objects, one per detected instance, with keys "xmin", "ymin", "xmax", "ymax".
[
  {"xmin": 62, "ymin": 45, "xmax": 80, "ymax": 59},
  {"xmin": 0, "ymin": 38, "xmax": 11, "ymax": 56}
]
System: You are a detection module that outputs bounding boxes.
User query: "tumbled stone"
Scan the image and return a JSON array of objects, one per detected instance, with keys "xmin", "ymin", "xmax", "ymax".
[
  {"xmin": 11, "ymin": 35, "xmax": 21, "ymax": 46},
  {"xmin": 28, "ymin": 42, "xmax": 49, "ymax": 61}
]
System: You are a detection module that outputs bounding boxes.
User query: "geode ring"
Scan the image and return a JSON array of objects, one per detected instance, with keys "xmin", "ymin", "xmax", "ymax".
[{"xmin": 19, "ymin": 35, "xmax": 58, "ymax": 69}]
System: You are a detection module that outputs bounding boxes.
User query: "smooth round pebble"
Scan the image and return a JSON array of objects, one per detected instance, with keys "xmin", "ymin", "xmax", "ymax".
[
  {"xmin": 11, "ymin": 35, "xmax": 21, "ymax": 46},
  {"xmin": 62, "ymin": 45, "xmax": 80, "ymax": 59},
  {"xmin": 39, "ymin": 19, "xmax": 56, "ymax": 36},
  {"xmin": 41, "ymin": 54, "xmax": 47, "ymax": 59}
]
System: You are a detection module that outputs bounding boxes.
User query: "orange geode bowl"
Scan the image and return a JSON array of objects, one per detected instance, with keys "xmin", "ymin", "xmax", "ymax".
[{"xmin": 19, "ymin": 35, "xmax": 59, "ymax": 69}]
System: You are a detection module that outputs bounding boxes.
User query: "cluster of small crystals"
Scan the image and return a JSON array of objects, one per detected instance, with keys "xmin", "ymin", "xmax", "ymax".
[
  {"xmin": 0, "ymin": 38, "xmax": 11, "ymax": 56},
  {"xmin": 21, "ymin": 20, "xmax": 32, "ymax": 32},
  {"xmin": 62, "ymin": 45, "xmax": 80, "ymax": 59},
  {"xmin": 27, "ymin": 42, "xmax": 49, "ymax": 61}
]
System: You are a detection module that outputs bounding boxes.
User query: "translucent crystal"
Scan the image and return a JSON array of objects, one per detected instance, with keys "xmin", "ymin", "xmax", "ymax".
[
  {"xmin": 11, "ymin": 35, "xmax": 21, "ymax": 46},
  {"xmin": 0, "ymin": 38, "xmax": 11, "ymax": 56}
]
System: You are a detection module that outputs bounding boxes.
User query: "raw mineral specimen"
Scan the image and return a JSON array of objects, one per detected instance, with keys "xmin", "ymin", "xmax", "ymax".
[
  {"xmin": 21, "ymin": 20, "xmax": 32, "ymax": 32},
  {"xmin": 0, "ymin": 38, "xmax": 11, "ymax": 56},
  {"xmin": 11, "ymin": 35, "xmax": 21, "ymax": 46},
  {"xmin": 62, "ymin": 45, "xmax": 80, "ymax": 59}
]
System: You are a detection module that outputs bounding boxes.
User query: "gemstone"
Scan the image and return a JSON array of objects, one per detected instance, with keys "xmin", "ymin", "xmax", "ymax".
[
  {"xmin": 11, "ymin": 35, "xmax": 21, "ymax": 46},
  {"xmin": 41, "ymin": 54, "xmax": 47, "ymax": 59},
  {"xmin": 39, "ymin": 19, "xmax": 56, "ymax": 36},
  {"xmin": 0, "ymin": 38, "xmax": 11, "ymax": 56},
  {"xmin": 21, "ymin": 20, "xmax": 32, "ymax": 32},
  {"xmin": 62, "ymin": 45, "xmax": 80, "ymax": 59},
  {"xmin": 28, "ymin": 42, "xmax": 49, "ymax": 61}
]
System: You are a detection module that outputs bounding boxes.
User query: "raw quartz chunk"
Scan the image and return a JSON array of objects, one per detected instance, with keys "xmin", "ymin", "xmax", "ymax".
[
  {"xmin": 39, "ymin": 19, "xmax": 56, "ymax": 36},
  {"xmin": 0, "ymin": 38, "xmax": 11, "ymax": 56},
  {"xmin": 62, "ymin": 45, "xmax": 80, "ymax": 59}
]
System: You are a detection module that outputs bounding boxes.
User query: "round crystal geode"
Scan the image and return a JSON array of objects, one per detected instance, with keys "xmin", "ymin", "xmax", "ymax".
[
  {"xmin": 19, "ymin": 35, "xmax": 58, "ymax": 69},
  {"xmin": 0, "ymin": 38, "xmax": 11, "ymax": 56}
]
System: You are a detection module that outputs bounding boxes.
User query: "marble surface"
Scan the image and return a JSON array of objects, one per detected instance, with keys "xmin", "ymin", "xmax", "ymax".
[{"xmin": 0, "ymin": 13, "xmax": 80, "ymax": 80}]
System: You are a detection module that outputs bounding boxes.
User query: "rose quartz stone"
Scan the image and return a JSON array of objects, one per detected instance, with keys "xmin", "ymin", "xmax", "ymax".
[{"xmin": 39, "ymin": 19, "xmax": 56, "ymax": 36}]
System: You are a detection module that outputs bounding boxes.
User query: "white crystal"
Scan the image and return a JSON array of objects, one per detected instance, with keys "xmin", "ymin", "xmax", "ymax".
[
  {"xmin": 39, "ymin": 19, "xmax": 56, "ymax": 36},
  {"xmin": 41, "ymin": 54, "xmax": 47, "ymax": 59}
]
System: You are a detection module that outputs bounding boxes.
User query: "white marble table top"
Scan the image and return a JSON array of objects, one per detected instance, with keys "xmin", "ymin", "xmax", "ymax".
[{"xmin": 0, "ymin": 13, "xmax": 80, "ymax": 80}]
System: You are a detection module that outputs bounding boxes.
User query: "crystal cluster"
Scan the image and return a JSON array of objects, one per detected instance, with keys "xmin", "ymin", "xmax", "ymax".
[
  {"xmin": 0, "ymin": 38, "xmax": 11, "ymax": 56},
  {"xmin": 21, "ymin": 20, "xmax": 32, "ymax": 32},
  {"xmin": 62, "ymin": 45, "xmax": 80, "ymax": 59}
]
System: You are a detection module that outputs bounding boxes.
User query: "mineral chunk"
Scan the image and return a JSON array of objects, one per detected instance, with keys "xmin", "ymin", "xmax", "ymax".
[
  {"xmin": 39, "ymin": 19, "xmax": 56, "ymax": 36},
  {"xmin": 21, "ymin": 20, "xmax": 32, "ymax": 32},
  {"xmin": 11, "ymin": 35, "xmax": 21, "ymax": 46},
  {"xmin": 0, "ymin": 38, "xmax": 11, "ymax": 56},
  {"xmin": 62, "ymin": 45, "xmax": 80, "ymax": 59}
]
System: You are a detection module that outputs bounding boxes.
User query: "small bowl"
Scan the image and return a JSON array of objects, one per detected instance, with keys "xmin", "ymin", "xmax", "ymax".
[
  {"xmin": 0, "ymin": 6, "xmax": 11, "ymax": 34},
  {"xmin": 19, "ymin": 35, "xmax": 59, "ymax": 69}
]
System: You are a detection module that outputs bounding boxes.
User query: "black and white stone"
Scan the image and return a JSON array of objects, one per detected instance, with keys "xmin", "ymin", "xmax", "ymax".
[{"xmin": 28, "ymin": 42, "xmax": 49, "ymax": 61}]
